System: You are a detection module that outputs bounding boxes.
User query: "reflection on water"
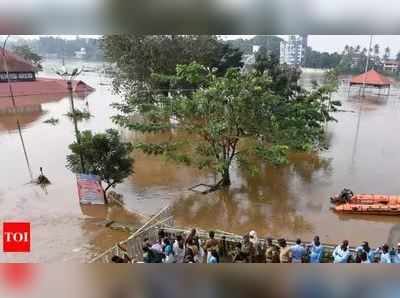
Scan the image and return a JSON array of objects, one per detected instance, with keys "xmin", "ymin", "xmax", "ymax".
[{"xmin": 2, "ymin": 67, "xmax": 400, "ymax": 262}]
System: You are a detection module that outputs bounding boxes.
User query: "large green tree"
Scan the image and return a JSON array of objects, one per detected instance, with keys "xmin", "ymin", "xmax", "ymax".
[
  {"xmin": 113, "ymin": 63, "xmax": 340, "ymax": 187},
  {"xmin": 66, "ymin": 129, "xmax": 134, "ymax": 201},
  {"xmin": 102, "ymin": 35, "xmax": 243, "ymax": 96}
]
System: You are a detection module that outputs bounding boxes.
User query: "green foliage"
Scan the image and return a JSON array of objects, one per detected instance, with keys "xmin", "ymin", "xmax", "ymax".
[
  {"xmin": 255, "ymin": 49, "xmax": 302, "ymax": 99},
  {"xmin": 335, "ymin": 44, "xmax": 384, "ymax": 74},
  {"xmin": 113, "ymin": 61, "xmax": 340, "ymax": 186},
  {"xmin": 101, "ymin": 35, "xmax": 243, "ymax": 96},
  {"xmin": 43, "ymin": 117, "xmax": 59, "ymax": 125},
  {"xmin": 65, "ymin": 109, "xmax": 92, "ymax": 121},
  {"xmin": 66, "ymin": 129, "xmax": 134, "ymax": 190},
  {"xmin": 255, "ymin": 144, "xmax": 289, "ymax": 165},
  {"xmin": 12, "ymin": 45, "xmax": 43, "ymax": 72},
  {"xmin": 304, "ymin": 47, "xmax": 342, "ymax": 69}
]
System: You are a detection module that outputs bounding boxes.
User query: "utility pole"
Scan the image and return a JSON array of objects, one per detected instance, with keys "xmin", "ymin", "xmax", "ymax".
[
  {"xmin": 1, "ymin": 35, "xmax": 34, "ymax": 181},
  {"xmin": 362, "ymin": 35, "xmax": 373, "ymax": 97},
  {"xmin": 57, "ymin": 68, "xmax": 86, "ymax": 173}
]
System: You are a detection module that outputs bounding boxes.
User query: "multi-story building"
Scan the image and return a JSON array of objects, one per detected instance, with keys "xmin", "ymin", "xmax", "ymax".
[
  {"xmin": 383, "ymin": 59, "xmax": 399, "ymax": 73},
  {"xmin": 279, "ymin": 35, "xmax": 307, "ymax": 66}
]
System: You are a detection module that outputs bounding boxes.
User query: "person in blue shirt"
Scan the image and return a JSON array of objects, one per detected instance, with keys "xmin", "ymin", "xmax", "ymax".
[
  {"xmin": 356, "ymin": 241, "xmax": 375, "ymax": 263},
  {"xmin": 392, "ymin": 243, "xmax": 400, "ymax": 264},
  {"xmin": 309, "ymin": 236, "xmax": 324, "ymax": 263},
  {"xmin": 332, "ymin": 240, "xmax": 351, "ymax": 263},
  {"xmin": 378, "ymin": 244, "xmax": 392, "ymax": 264},
  {"xmin": 291, "ymin": 238, "xmax": 306, "ymax": 263}
]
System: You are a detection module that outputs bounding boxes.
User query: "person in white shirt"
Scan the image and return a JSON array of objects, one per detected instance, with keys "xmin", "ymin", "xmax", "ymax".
[
  {"xmin": 173, "ymin": 234, "xmax": 186, "ymax": 263},
  {"xmin": 332, "ymin": 240, "xmax": 351, "ymax": 263},
  {"xmin": 378, "ymin": 244, "xmax": 392, "ymax": 264}
]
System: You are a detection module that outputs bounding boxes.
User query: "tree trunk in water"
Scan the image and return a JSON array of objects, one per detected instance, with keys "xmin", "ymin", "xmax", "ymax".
[
  {"xmin": 103, "ymin": 190, "xmax": 109, "ymax": 204},
  {"xmin": 103, "ymin": 182, "xmax": 115, "ymax": 204},
  {"xmin": 221, "ymin": 168, "xmax": 231, "ymax": 186}
]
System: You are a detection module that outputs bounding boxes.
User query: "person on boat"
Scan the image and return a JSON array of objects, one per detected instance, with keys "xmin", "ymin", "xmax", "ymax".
[
  {"xmin": 278, "ymin": 238, "xmax": 292, "ymax": 263},
  {"xmin": 331, "ymin": 188, "xmax": 354, "ymax": 204},
  {"xmin": 207, "ymin": 250, "xmax": 219, "ymax": 264},
  {"xmin": 392, "ymin": 243, "xmax": 400, "ymax": 264},
  {"xmin": 204, "ymin": 231, "xmax": 219, "ymax": 263},
  {"xmin": 378, "ymin": 244, "xmax": 392, "ymax": 264},
  {"xmin": 332, "ymin": 240, "xmax": 351, "ymax": 263},
  {"xmin": 173, "ymin": 234, "xmax": 186, "ymax": 263},
  {"xmin": 265, "ymin": 237, "xmax": 280, "ymax": 263},
  {"xmin": 232, "ymin": 243, "xmax": 247, "ymax": 263},
  {"xmin": 356, "ymin": 241, "xmax": 375, "ymax": 263},
  {"xmin": 291, "ymin": 238, "xmax": 306, "ymax": 263},
  {"xmin": 308, "ymin": 236, "xmax": 324, "ymax": 263},
  {"xmin": 242, "ymin": 234, "xmax": 256, "ymax": 263}
]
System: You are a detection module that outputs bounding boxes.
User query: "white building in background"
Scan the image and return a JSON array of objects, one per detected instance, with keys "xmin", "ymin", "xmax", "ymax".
[
  {"xmin": 74, "ymin": 48, "xmax": 87, "ymax": 59},
  {"xmin": 280, "ymin": 35, "xmax": 307, "ymax": 66}
]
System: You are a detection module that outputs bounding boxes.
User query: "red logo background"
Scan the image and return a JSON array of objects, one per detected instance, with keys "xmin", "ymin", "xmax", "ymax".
[{"xmin": 3, "ymin": 222, "xmax": 30, "ymax": 253}]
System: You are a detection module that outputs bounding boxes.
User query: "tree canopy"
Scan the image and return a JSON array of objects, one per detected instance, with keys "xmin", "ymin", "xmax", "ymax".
[
  {"xmin": 12, "ymin": 45, "xmax": 43, "ymax": 71},
  {"xmin": 101, "ymin": 35, "xmax": 243, "ymax": 96},
  {"xmin": 66, "ymin": 129, "xmax": 134, "ymax": 194},
  {"xmin": 112, "ymin": 62, "xmax": 340, "ymax": 187},
  {"xmin": 304, "ymin": 47, "xmax": 342, "ymax": 69}
]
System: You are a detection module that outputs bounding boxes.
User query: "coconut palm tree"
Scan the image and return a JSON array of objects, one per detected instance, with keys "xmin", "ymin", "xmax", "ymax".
[
  {"xmin": 374, "ymin": 44, "xmax": 380, "ymax": 56},
  {"xmin": 384, "ymin": 47, "xmax": 390, "ymax": 60}
]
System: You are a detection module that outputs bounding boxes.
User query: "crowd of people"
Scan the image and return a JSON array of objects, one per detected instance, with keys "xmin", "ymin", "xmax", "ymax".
[{"xmin": 111, "ymin": 229, "xmax": 400, "ymax": 264}]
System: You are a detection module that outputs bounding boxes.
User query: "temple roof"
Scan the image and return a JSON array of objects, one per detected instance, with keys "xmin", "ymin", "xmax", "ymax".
[
  {"xmin": 0, "ymin": 48, "xmax": 35, "ymax": 73},
  {"xmin": 350, "ymin": 69, "xmax": 391, "ymax": 87}
]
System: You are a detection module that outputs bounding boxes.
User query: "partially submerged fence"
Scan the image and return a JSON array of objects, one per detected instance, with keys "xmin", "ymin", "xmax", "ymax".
[{"xmin": 90, "ymin": 205, "xmax": 174, "ymax": 263}]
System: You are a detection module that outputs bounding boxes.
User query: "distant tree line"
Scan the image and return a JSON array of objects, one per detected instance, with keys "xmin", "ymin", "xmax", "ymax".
[
  {"xmin": 8, "ymin": 36, "xmax": 104, "ymax": 61},
  {"xmin": 304, "ymin": 47, "xmax": 342, "ymax": 69},
  {"xmin": 305, "ymin": 43, "xmax": 400, "ymax": 75},
  {"xmin": 336, "ymin": 44, "xmax": 400, "ymax": 75},
  {"xmin": 225, "ymin": 35, "xmax": 282, "ymax": 58}
]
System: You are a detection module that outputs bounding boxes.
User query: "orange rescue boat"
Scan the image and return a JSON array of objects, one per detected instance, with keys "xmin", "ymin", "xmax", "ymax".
[{"xmin": 330, "ymin": 189, "xmax": 400, "ymax": 215}]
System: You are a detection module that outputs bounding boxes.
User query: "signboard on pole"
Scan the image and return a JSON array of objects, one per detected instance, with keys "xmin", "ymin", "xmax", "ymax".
[{"xmin": 76, "ymin": 174, "xmax": 105, "ymax": 205}]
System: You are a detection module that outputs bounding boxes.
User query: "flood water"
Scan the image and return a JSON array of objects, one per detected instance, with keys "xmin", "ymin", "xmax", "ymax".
[{"xmin": 2, "ymin": 62, "xmax": 400, "ymax": 262}]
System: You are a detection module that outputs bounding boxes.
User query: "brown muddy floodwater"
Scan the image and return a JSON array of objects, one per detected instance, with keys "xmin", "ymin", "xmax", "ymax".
[{"xmin": 2, "ymin": 64, "xmax": 400, "ymax": 262}]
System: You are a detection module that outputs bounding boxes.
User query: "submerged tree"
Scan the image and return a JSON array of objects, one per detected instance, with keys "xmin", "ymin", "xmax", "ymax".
[
  {"xmin": 113, "ymin": 63, "xmax": 340, "ymax": 188},
  {"xmin": 66, "ymin": 129, "xmax": 134, "ymax": 200}
]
